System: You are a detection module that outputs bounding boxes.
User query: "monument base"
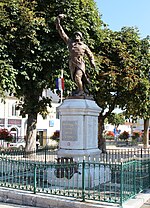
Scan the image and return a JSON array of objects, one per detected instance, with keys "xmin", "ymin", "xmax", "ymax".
[
  {"xmin": 57, "ymin": 148, "xmax": 101, "ymax": 161},
  {"xmin": 57, "ymin": 98, "xmax": 101, "ymax": 160},
  {"xmin": 47, "ymin": 163, "xmax": 111, "ymax": 188},
  {"xmin": 47, "ymin": 98, "xmax": 111, "ymax": 188}
]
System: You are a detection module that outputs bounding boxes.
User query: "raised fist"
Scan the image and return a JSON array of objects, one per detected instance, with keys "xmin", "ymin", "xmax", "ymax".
[{"xmin": 57, "ymin": 14, "xmax": 66, "ymax": 19}]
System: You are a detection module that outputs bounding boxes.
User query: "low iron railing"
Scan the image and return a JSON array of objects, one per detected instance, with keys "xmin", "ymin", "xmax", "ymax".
[
  {"xmin": 0, "ymin": 153, "xmax": 149, "ymax": 207},
  {"xmin": 0, "ymin": 147, "xmax": 150, "ymax": 164},
  {"xmin": 0, "ymin": 146, "xmax": 58, "ymax": 163}
]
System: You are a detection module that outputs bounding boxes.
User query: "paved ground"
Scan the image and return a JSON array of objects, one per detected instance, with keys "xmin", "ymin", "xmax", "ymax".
[
  {"xmin": 140, "ymin": 199, "xmax": 150, "ymax": 208},
  {"xmin": 0, "ymin": 202, "xmax": 42, "ymax": 208},
  {"xmin": 0, "ymin": 200, "xmax": 150, "ymax": 208},
  {"xmin": 0, "ymin": 199, "xmax": 150, "ymax": 208}
]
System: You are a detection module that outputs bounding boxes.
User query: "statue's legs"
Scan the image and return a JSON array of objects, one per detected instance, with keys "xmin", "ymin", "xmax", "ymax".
[{"xmin": 74, "ymin": 69, "xmax": 84, "ymax": 94}]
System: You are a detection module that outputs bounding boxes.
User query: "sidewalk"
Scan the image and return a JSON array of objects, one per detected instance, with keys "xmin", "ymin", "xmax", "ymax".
[
  {"xmin": 0, "ymin": 187, "xmax": 150, "ymax": 208},
  {"xmin": 0, "ymin": 202, "xmax": 41, "ymax": 208},
  {"xmin": 123, "ymin": 189, "xmax": 150, "ymax": 208},
  {"xmin": 140, "ymin": 198, "xmax": 150, "ymax": 208}
]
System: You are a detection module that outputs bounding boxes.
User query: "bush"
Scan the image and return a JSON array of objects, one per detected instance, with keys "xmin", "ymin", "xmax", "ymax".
[
  {"xmin": 132, "ymin": 132, "xmax": 141, "ymax": 140},
  {"xmin": 0, "ymin": 128, "xmax": 13, "ymax": 142},
  {"xmin": 105, "ymin": 131, "xmax": 114, "ymax": 140},
  {"xmin": 50, "ymin": 130, "xmax": 60, "ymax": 141},
  {"xmin": 119, "ymin": 131, "xmax": 129, "ymax": 140},
  {"xmin": 106, "ymin": 131, "xmax": 115, "ymax": 137}
]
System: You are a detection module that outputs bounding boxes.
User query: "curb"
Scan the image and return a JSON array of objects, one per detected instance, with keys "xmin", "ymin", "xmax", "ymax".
[
  {"xmin": 0, "ymin": 187, "xmax": 149, "ymax": 208},
  {"xmin": 0, "ymin": 187, "xmax": 119, "ymax": 208},
  {"xmin": 123, "ymin": 189, "xmax": 150, "ymax": 208}
]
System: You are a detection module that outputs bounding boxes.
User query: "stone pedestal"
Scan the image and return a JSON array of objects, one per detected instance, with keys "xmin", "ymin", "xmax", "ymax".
[
  {"xmin": 47, "ymin": 164, "xmax": 111, "ymax": 188},
  {"xmin": 47, "ymin": 98, "xmax": 111, "ymax": 188},
  {"xmin": 57, "ymin": 98, "xmax": 101, "ymax": 161}
]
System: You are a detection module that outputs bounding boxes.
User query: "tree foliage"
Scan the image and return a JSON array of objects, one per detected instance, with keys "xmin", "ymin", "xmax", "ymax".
[
  {"xmin": 123, "ymin": 36, "xmax": 150, "ymax": 120},
  {"xmin": 0, "ymin": 1, "xmax": 17, "ymax": 96},
  {"xmin": 1, "ymin": 0, "xmax": 149, "ymax": 150},
  {"xmin": 0, "ymin": 0, "xmax": 103, "ymax": 150},
  {"xmin": 91, "ymin": 27, "xmax": 148, "ymax": 114},
  {"xmin": 107, "ymin": 113, "xmax": 125, "ymax": 128},
  {"xmin": 89, "ymin": 27, "xmax": 149, "ymax": 148}
]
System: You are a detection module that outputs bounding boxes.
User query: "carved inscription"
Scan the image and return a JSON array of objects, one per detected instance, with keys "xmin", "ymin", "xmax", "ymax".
[{"xmin": 62, "ymin": 121, "xmax": 78, "ymax": 141}]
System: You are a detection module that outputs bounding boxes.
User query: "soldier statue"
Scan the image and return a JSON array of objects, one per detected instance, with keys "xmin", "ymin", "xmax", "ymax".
[{"xmin": 55, "ymin": 14, "xmax": 95, "ymax": 96}]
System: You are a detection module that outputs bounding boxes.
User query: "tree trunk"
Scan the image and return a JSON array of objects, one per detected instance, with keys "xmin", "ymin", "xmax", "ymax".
[
  {"xmin": 25, "ymin": 113, "xmax": 37, "ymax": 152},
  {"xmin": 98, "ymin": 116, "xmax": 106, "ymax": 153},
  {"xmin": 143, "ymin": 118, "xmax": 149, "ymax": 148}
]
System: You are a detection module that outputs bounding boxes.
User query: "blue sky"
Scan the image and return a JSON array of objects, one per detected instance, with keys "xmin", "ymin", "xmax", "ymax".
[{"xmin": 94, "ymin": 0, "xmax": 150, "ymax": 38}]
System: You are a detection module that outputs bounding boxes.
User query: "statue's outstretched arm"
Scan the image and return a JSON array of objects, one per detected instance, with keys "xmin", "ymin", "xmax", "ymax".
[{"xmin": 55, "ymin": 14, "xmax": 69, "ymax": 44}]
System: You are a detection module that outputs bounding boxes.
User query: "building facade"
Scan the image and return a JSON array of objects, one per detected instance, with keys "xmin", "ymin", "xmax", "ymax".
[{"xmin": 0, "ymin": 90, "xmax": 60, "ymax": 146}]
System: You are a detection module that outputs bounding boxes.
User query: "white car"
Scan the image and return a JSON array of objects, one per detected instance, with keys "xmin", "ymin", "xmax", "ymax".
[{"xmin": 9, "ymin": 139, "xmax": 40, "ymax": 150}]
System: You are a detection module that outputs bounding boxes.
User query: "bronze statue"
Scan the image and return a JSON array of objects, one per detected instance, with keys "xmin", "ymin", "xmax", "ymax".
[{"xmin": 55, "ymin": 14, "xmax": 95, "ymax": 96}]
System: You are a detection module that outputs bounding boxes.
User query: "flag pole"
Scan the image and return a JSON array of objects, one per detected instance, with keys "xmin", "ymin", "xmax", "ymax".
[{"xmin": 60, "ymin": 69, "xmax": 63, "ymax": 103}]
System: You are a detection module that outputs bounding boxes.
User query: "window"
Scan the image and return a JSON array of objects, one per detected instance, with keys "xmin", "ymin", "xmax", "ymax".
[
  {"xmin": 12, "ymin": 104, "xmax": 17, "ymax": 116},
  {"xmin": 11, "ymin": 103, "xmax": 19, "ymax": 116}
]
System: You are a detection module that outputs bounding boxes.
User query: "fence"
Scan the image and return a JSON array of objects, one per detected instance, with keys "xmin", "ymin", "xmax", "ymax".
[
  {"xmin": 0, "ymin": 147, "xmax": 150, "ymax": 163},
  {"xmin": 0, "ymin": 146, "xmax": 58, "ymax": 163},
  {"xmin": 0, "ymin": 150, "xmax": 150, "ymax": 207},
  {"xmin": 104, "ymin": 148, "xmax": 150, "ymax": 162}
]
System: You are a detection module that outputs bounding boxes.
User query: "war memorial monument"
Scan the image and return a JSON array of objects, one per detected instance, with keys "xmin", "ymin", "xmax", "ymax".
[{"xmin": 47, "ymin": 14, "xmax": 110, "ymax": 187}]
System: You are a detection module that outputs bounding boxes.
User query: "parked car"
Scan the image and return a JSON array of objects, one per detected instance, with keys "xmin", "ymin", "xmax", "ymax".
[{"xmin": 9, "ymin": 139, "xmax": 40, "ymax": 150}]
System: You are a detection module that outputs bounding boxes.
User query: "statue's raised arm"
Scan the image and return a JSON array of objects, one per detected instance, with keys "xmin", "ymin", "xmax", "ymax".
[{"xmin": 55, "ymin": 14, "xmax": 69, "ymax": 44}]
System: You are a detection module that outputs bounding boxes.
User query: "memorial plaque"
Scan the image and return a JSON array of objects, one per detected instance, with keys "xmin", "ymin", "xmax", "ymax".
[{"xmin": 62, "ymin": 121, "xmax": 78, "ymax": 141}]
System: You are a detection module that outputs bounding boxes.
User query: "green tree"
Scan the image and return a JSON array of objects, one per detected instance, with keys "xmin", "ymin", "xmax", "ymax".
[
  {"xmin": 0, "ymin": 1, "xmax": 17, "ymax": 96},
  {"xmin": 1, "ymin": 0, "xmax": 149, "ymax": 152},
  {"xmin": 90, "ymin": 27, "xmax": 149, "ymax": 149},
  {"xmin": 1, "ymin": 0, "xmax": 53, "ymax": 150},
  {"xmin": 0, "ymin": 0, "xmax": 103, "ymax": 151},
  {"xmin": 107, "ymin": 113, "xmax": 125, "ymax": 128},
  {"xmin": 123, "ymin": 36, "xmax": 150, "ymax": 147}
]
